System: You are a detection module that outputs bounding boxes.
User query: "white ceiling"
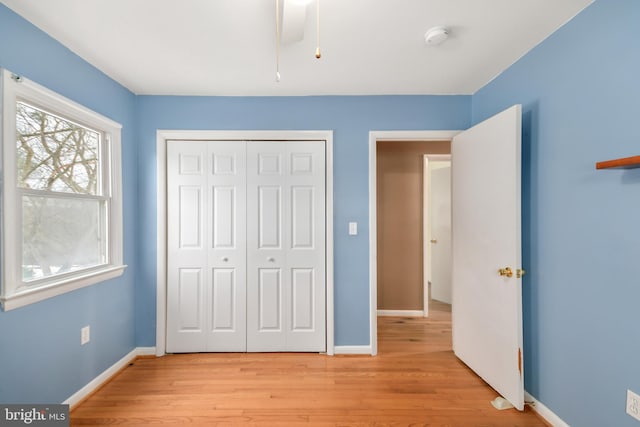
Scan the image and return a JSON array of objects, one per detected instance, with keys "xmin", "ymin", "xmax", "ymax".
[{"xmin": 1, "ymin": 0, "xmax": 593, "ymax": 96}]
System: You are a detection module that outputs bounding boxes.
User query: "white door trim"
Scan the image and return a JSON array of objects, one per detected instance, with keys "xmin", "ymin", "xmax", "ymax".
[
  {"xmin": 423, "ymin": 154, "xmax": 452, "ymax": 316},
  {"xmin": 369, "ymin": 131, "xmax": 459, "ymax": 356},
  {"xmin": 157, "ymin": 130, "xmax": 334, "ymax": 356}
]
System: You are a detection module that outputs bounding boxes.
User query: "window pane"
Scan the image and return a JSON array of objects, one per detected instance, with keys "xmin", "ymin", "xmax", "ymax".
[
  {"xmin": 16, "ymin": 102, "xmax": 100, "ymax": 195},
  {"xmin": 22, "ymin": 195, "xmax": 106, "ymax": 283}
]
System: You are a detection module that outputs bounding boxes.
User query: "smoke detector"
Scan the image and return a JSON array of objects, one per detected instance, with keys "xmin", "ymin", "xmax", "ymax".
[{"xmin": 424, "ymin": 26, "xmax": 449, "ymax": 46}]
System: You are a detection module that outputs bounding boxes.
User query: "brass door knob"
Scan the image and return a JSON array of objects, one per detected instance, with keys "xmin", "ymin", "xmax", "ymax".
[
  {"xmin": 430, "ymin": 239, "xmax": 438, "ymax": 244},
  {"xmin": 498, "ymin": 267, "xmax": 513, "ymax": 278}
]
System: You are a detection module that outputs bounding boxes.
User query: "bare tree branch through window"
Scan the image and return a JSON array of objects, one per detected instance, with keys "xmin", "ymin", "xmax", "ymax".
[{"xmin": 17, "ymin": 102, "xmax": 99, "ymax": 194}]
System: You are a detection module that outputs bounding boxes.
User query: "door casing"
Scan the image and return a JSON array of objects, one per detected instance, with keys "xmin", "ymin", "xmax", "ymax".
[
  {"xmin": 156, "ymin": 130, "xmax": 334, "ymax": 356},
  {"xmin": 423, "ymin": 154, "xmax": 452, "ymax": 313}
]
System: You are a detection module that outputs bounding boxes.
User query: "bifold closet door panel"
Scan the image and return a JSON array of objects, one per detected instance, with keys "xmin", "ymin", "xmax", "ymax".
[
  {"xmin": 286, "ymin": 141, "xmax": 326, "ymax": 352},
  {"xmin": 246, "ymin": 141, "xmax": 326, "ymax": 352},
  {"xmin": 205, "ymin": 141, "xmax": 247, "ymax": 351},
  {"xmin": 167, "ymin": 141, "xmax": 208, "ymax": 352}
]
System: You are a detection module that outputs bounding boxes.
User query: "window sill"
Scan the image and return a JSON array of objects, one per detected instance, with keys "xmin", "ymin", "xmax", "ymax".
[{"xmin": 0, "ymin": 265, "xmax": 127, "ymax": 311}]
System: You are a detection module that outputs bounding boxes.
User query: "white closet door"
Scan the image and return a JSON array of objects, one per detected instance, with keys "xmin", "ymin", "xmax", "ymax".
[
  {"xmin": 206, "ymin": 141, "xmax": 247, "ymax": 351},
  {"xmin": 286, "ymin": 141, "xmax": 326, "ymax": 351},
  {"xmin": 167, "ymin": 141, "xmax": 247, "ymax": 352},
  {"xmin": 246, "ymin": 141, "xmax": 326, "ymax": 352},
  {"xmin": 167, "ymin": 141, "xmax": 208, "ymax": 352}
]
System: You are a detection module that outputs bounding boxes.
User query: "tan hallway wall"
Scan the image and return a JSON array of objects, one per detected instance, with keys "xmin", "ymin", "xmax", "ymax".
[{"xmin": 376, "ymin": 140, "xmax": 450, "ymax": 310}]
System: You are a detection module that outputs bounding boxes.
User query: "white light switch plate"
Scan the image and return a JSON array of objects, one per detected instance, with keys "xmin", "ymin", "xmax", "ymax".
[
  {"xmin": 81, "ymin": 326, "xmax": 90, "ymax": 345},
  {"xmin": 348, "ymin": 222, "xmax": 358, "ymax": 235}
]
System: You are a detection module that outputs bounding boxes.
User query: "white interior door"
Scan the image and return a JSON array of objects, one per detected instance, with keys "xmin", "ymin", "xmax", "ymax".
[
  {"xmin": 246, "ymin": 141, "xmax": 326, "ymax": 352},
  {"xmin": 167, "ymin": 141, "xmax": 247, "ymax": 352},
  {"xmin": 451, "ymin": 105, "xmax": 524, "ymax": 410},
  {"xmin": 430, "ymin": 164, "xmax": 452, "ymax": 304}
]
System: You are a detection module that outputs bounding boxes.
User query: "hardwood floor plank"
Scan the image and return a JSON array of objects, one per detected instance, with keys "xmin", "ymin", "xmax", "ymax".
[{"xmin": 71, "ymin": 301, "xmax": 546, "ymax": 426}]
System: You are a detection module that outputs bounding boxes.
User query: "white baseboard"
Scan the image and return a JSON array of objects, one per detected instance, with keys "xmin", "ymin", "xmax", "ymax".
[
  {"xmin": 64, "ymin": 346, "xmax": 156, "ymax": 408},
  {"xmin": 377, "ymin": 310, "xmax": 424, "ymax": 317},
  {"xmin": 525, "ymin": 391, "xmax": 569, "ymax": 427},
  {"xmin": 334, "ymin": 345, "xmax": 373, "ymax": 355},
  {"xmin": 136, "ymin": 346, "xmax": 157, "ymax": 356}
]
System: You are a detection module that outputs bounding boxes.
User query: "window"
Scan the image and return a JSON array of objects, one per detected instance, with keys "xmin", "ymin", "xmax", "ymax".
[{"xmin": 1, "ymin": 70, "xmax": 125, "ymax": 310}]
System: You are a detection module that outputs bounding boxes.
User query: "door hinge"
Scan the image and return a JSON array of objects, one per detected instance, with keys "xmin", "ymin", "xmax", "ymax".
[{"xmin": 517, "ymin": 347, "xmax": 522, "ymax": 376}]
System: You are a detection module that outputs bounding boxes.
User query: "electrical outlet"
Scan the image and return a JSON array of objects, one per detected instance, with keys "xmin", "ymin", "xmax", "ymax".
[
  {"xmin": 627, "ymin": 389, "xmax": 640, "ymax": 421},
  {"xmin": 81, "ymin": 326, "xmax": 90, "ymax": 345}
]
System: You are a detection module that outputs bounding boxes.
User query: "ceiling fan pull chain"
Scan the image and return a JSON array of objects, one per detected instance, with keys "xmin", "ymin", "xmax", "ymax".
[
  {"xmin": 315, "ymin": 0, "xmax": 321, "ymax": 59},
  {"xmin": 275, "ymin": 0, "xmax": 281, "ymax": 81}
]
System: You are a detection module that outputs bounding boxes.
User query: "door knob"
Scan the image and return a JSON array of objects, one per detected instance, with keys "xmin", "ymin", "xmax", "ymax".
[
  {"xmin": 498, "ymin": 267, "xmax": 513, "ymax": 278},
  {"xmin": 221, "ymin": 257, "xmax": 228, "ymax": 262},
  {"xmin": 430, "ymin": 239, "xmax": 438, "ymax": 244},
  {"xmin": 267, "ymin": 257, "xmax": 275, "ymax": 262}
]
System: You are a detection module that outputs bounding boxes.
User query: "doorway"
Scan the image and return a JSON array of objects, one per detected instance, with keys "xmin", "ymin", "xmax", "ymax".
[
  {"xmin": 376, "ymin": 141, "xmax": 451, "ymax": 319},
  {"xmin": 156, "ymin": 130, "xmax": 335, "ymax": 356},
  {"xmin": 425, "ymin": 157, "xmax": 452, "ymax": 306},
  {"xmin": 368, "ymin": 131, "xmax": 458, "ymax": 355}
]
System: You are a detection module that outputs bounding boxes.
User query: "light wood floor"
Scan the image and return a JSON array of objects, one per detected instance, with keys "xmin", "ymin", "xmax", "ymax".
[{"xmin": 71, "ymin": 301, "xmax": 546, "ymax": 426}]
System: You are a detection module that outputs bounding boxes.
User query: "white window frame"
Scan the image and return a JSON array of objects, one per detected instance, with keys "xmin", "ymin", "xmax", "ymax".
[{"xmin": 0, "ymin": 69, "xmax": 126, "ymax": 311}]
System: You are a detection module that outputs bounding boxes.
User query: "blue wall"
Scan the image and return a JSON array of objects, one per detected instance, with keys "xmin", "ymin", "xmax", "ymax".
[
  {"xmin": 472, "ymin": 0, "xmax": 640, "ymax": 425},
  {"xmin": 0, "ymin": 5, "xmax": 138, "ymax": 403},
  {"xmin": 136, "ymin": 96, "xmax": 471, "ymax": 346}
]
